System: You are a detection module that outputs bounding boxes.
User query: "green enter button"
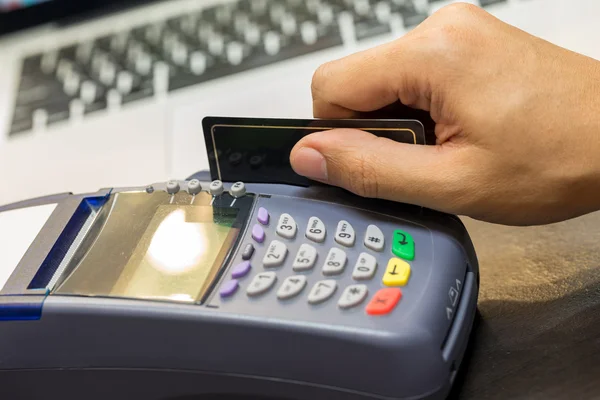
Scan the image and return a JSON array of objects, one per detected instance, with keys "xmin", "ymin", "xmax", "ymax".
[{"xmin": 392, "ymin": 230, "xmax": 415, "ymax": 260}]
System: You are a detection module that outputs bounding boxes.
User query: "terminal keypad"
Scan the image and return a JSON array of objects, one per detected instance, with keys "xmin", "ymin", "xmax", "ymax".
[{"xmin": 217, "ymin": 198, "xmax": 420, "ymax": 318}]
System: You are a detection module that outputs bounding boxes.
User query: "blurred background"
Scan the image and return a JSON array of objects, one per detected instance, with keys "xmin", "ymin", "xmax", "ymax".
[{"xmin": 0, "ymin": 0, "xmax": 598, "ymax": 205}]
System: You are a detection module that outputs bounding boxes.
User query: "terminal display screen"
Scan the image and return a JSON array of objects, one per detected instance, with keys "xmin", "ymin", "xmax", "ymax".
[{"xmin": 54, "ymin": 190, "xmax": 247, "ymax": 304}]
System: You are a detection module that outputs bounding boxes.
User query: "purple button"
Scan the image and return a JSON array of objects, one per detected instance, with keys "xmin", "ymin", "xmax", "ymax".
[
  {"xmin": 257, "ymin": 207, "xmax": 269, "ymax": 225},
  {"xmin": 231, "ymin": 261, "xmax": 251, "ymax": 278},
  {"xmin": 219, "ymin": 279, "xmax": 239, "ymax": 298},
  {"xmin": 252, "ymin": 224, "xmax": 265, "ymax": 243}
]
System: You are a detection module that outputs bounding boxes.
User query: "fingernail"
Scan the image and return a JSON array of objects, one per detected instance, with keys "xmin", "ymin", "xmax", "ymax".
[{"xmin": 292, "ymin": 147, "xmax": 328, "ymax": 181}]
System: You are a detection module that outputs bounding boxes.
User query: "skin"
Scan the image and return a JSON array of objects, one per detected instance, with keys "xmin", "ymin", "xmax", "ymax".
[{"xmin": 289, "ymin": 3, "xmax": 600, "ymax": 226}]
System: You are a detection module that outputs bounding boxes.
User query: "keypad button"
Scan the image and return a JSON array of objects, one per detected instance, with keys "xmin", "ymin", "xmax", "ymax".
[
  {"xmin": 352, "ymin": 252, "xmax": 377, "ymax": 280},
  {"xmin": 187, "ymin": 179, "xmax": 202, "ymax": 195},
  {"xmin": 246, "ymin": 272, "xmax": 277, "ymax": 296},
  {"xmin": 241, "ymin": 243, "xmax": 255, "ymax": 260},
  {"xmin": 220, "ymin": 279, "xmax": 239, "ymax": 298},
  {"xmin": 276, "ymin": 213, "xmax": 297, "ymax": 239},
  {"xmin": 231, "ymin": 260, "xmax": 251, "ymax": 279},
  {"xmin": 365, "ymin": 288, "xmax": 402, "ymax": 315},
  {"xmin": 392, "ymin": 229, "xmax": 415, "ymax": 260},
  {"xmin": 209, "ymin": 180, "xmax": 224, "ymax": 195},
  {"xmin": 364, "ymin": 224, "xmax": 384, "ymax": 252},
  {"xmin": 252, "ymin": 224, "xmax": 265, "ymax": 243},
  {"xmin": 305, "ymin": 216, "xmax": 326, "ymax": 243},
  {"xmin": 276, "ymin": 275, "xmax": 307, "ymax": 300},
  {"xmin": 257, "ymin": 207, "xmax": 269, "ymax": 225},
  {"xmin": 166, "ymin": 180, "xmax": 180, "ymax": 194},
  {"xmin": 229, "ymin": 181, "xmax": 246, "ymax": 197},
  {"xmin": 292, "ymin": 243, "xmax": 318, "ymax": 271},
  {"xmin": 338, "ymin": 284, "xmax": 368, "ymax": 309},
  {"xmin": 335, "ymin": 220, "xmax": 355, "ymax": 247},
  {"xmin": 382, "ymin": 258, "xmax": 411, "ymax": 286},
  {"xmin": 322, "ymin": 248, "xmax": 347, "ymax": 276},
  {"xmin": 307, "ymin": 280, "xmax": 337, "ymax": 305},
  {"xmin": 263, "ymin": 240, "xmax": 288, "ymax": 267}
]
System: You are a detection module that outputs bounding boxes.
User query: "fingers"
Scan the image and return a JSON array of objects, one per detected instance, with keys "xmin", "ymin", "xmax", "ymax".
[
  {"xmin": 311, "ymin": 38, "xmax": 433, "ymax": 119},
  {"xmin": 290, "ymin": 129, "xmax": 464, "ymax": 211}
]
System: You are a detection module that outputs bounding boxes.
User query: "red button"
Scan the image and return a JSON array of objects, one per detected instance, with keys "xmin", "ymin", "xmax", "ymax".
[{"xmin": 365, "ymin": 288, "xmax": 402, "ymax": 315}]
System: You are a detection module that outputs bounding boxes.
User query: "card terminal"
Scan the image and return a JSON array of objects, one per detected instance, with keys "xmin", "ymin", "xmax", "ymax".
[{"xmin": 0, "ymin": 119, "xmax": 479, "ymax": 400}]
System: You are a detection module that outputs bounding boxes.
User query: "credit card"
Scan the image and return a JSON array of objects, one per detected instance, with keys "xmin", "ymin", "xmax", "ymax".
[{"xmin": 202, "ymin": 116, "xmax": 434, "ymax": 187}]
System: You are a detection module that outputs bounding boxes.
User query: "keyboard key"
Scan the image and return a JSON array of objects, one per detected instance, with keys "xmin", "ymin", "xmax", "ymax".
[
  {"xmin": 246, "ymin": 271, "xmax": 277, "ymax": 296},
  {"xmin": 352, "ymin": 252, "xmax": 377, "ymax": 280},
  {"xmin": 322, "ymin": 247, "xmax": 347, "ymax": 276},
  {"xmin": 277, "ymin": 275, "xmax": 307, "ymax": 299},
  {"xmin": 293, "ymin": 243, "xmax": 318, "ymax": 271},
  {"xmin": 308, "ymin": 279, "xmax": 337, "ymax": 305},
  {"xmin": 335, "ymin": 220, "xmax": 355, "ymax": 247},
  {"xmin": 263, "ymin": 240, "xmax": 288, "ymax": 267},
  {"xmin": 305, "ymin": 216, "xmax": 326, "ymax": 242},
  {"xmin": 338, "ymin": 284, "xmax": 368, "ymax": 309},
  {"xmin": 364, "ymin": 224, "xmax": 385, "ymax": 251}
]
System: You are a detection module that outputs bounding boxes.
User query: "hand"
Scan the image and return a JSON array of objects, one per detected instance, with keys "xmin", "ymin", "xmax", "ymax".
[{"xmin": 289, "ymin": 3, "xmax": 600, "ymax": 226}]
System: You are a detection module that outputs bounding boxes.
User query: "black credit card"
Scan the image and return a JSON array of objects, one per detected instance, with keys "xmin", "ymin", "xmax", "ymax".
[{"xmin": 202, "ymin": 116, "xmax": 434, "ymax": 187}]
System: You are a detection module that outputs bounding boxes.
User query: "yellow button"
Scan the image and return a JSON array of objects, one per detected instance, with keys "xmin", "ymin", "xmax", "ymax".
[{"xmin": 382, "ymin": 258, "xmax": 411, "ymax": 286}]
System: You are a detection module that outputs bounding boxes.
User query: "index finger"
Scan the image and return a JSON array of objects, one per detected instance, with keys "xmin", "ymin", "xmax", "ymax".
[{"xmin": 311, "ymin": 37, "xmax": 433, "ymax": 119}]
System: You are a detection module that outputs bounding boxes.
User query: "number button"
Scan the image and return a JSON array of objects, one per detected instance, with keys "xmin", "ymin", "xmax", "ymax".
[
  {"xmin": 334, "ymin": 220, "xmax": 355, "ymax": 247},
  {"xmin": 246, "ymin": 272, "xmax": 277, "ymax": 296},
  {"xmin": 322, "ymin": 248, "xmax": 347, "ymax": 276},
  {"xmin": 308, "ymin": 280, "xmax": 337, "ymax": 305},
  {"xmin": 305, "ymin": 216, "xmax": 326, "ymax": 243},
  {"xmin": 352, "ymin": 252, "xmax": 377, "ymax": 280},
  {"xmin": 276, "ymin": 213, "xmax": 297, "ymax": 239},
  {"xmin": 292, "ymin": 243, "xmax": 317, "ymax": 271},
  {"xmin": 338, "ymin": 284, "xmax": 368, "ymax": 309},
  {"xmin": 277, "ymin": 275, "xmax": 307, "ymax": 300},
  {"xmin": 364, "ymin": 224, "xmax": 384, "ymax": 252},
  {"xmin": 263, "ymin": 240, "xmax": 288, "ymax": 268}
]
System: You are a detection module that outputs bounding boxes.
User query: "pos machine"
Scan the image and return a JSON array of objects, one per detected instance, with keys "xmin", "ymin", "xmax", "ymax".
[{"xmin": 0, "ymin": 118, "xmax": 479, "ymax": 400}]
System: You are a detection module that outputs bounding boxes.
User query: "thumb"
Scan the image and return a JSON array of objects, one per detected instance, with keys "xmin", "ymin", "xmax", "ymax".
[{"xmin": 290, "ymin": 128, "xmax": 461, "ymax": 210}]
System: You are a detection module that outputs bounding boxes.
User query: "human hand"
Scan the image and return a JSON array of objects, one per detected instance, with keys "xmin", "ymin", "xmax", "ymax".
[{"xmin": 290, "ymin": 3, "xmax": 600, "ymax": 226}]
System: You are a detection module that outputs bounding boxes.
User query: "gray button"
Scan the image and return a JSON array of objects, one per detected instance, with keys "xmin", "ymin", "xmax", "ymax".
[
  {"xmin": 277, "ymin": 275, "xmax": 307, "ymax": 300},
  {"xmin": 335, "ymin": 220, "xmax": 355, "ymax": 247},
  {"xmin": 209, "ymin": 180, "xmax": 224, "ymax": 195},
  {"xmin": 276, "ymin": 213, "xmax": 297, "ymax": 239},
  {"xmin": 263, "ymin": 240, "xmax": 288, "ymax": 268},
  {"xmin": 305, "ymin": 216, "xmax": 326, "ymax": 243},
  {"xmin": 292, "ymin": 243, "xmax": 317, "ymax": 271},
  {"xmin": 364, "ymin": 224, "xmax": 385, "ymax": 252},
  {"xmin": 166, "ymin": 180, "xmax": 180, "ymax": 194},
  {"xmin": 338, "ymin": 284, "xmax": 368, "ymax": 309},
  {"xmin": 229, "ymin": 181, "xmax": 246, "ymax": 197},
  {"xmin": 352, "ymin": 252, "xmax": 377, "ymax": 280},
  {"xmin": 322, "ymin": 247, "xmax": 347, "ymax": 276},
  {"xmin": 187, "ymin": 179, "xmax": 202, "ymax": 195},
  {"xmin": 246, "ymin": 272, "xmax": 277, "ymax": 296},
  {"xmin": 308, "ymin": 280, "xmax": 337, "ymax": 305}
]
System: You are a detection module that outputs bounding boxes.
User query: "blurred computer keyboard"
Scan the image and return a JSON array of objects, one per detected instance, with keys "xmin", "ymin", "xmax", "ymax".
[{"xmin": 8, "ymin": 0, "xmax": 511, "ymax": 135}]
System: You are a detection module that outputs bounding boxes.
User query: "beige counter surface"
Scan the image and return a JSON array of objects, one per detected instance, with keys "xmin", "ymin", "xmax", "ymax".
[{"xmin": 450, "ymin": 213, "xmax": 600, "ymax": 399}]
